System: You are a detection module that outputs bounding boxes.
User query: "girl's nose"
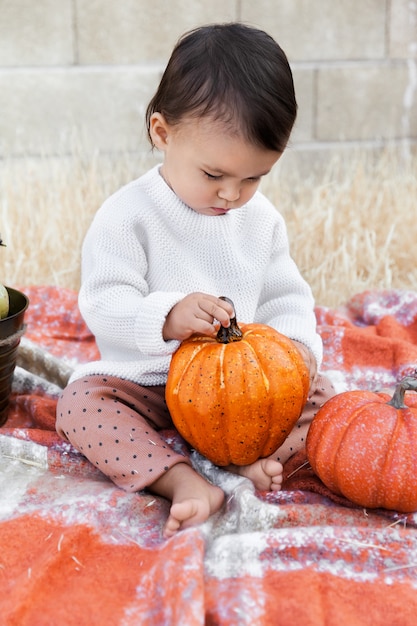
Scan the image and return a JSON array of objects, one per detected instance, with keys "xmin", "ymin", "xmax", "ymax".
[{"xmin": 217, "ymin": 184, "xmax": 240, "ymax": 203}]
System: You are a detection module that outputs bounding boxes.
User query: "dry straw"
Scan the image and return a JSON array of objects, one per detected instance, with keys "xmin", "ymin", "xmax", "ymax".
[{"xmin": 1, "ymin": 145, "xmax": 416, "ymax": 308}]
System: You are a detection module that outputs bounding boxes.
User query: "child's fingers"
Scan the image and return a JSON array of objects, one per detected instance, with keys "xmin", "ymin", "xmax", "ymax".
[{"xmin": 198, "ymin": 296, "xmax": 234, "ymax": 327}]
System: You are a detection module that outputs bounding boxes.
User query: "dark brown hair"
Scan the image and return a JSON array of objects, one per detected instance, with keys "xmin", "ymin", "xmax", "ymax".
[{"xmin": 146, "ymin": 23, "xmax": 297, "ymax": 152}]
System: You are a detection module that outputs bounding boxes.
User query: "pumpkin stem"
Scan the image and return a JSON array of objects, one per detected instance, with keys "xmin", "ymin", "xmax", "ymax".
[
  {"xmin": 216, "ymin": 297, "xmax": 243, "ymax": 344},
  {"xmin": 387, "ymin": 374, "xmax": 417, "ymax": 409}
]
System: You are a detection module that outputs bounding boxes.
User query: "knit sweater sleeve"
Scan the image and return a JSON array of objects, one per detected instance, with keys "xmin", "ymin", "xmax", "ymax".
[
  {"xmin": 255, "ymin": 208, "xmax": 323, "ymax": 370},
  {"xmin": 78, "ymin": 185, "xmax": 184, "ymax": 359}
]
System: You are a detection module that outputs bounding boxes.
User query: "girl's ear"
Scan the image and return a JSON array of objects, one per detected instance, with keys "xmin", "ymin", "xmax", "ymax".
[{"xmin": 149, "ymin": 113, "xmax": 170, "ymax": 150}]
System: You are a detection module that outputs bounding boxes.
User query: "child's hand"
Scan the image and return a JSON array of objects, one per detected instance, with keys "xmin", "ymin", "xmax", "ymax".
[
  {"xmin": 163, "ymin": 293, "xmax": 234, "ymax": 342},
  {"xmin": 291, "ymin": 340, "xmax": 318, "ymax": 390}
]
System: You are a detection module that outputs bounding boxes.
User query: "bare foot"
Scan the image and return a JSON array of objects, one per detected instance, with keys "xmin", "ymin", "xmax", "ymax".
[
  {"xmin": 227, "ymin": 458, "xmax": 283, "ymax": 491},
  {"xmin": 150, "ymin": 462, "xmax": 225, "ymax": 538}
]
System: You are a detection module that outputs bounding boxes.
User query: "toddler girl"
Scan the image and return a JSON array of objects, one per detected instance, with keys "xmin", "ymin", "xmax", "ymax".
[{"xmin": 57, "ymin": 22, "xmax": 334, "ymax": 538}]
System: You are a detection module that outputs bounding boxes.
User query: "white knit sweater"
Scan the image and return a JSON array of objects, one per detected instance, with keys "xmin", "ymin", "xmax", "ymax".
[{"xmin": 70, "ymin": 165, "xmax": 323, "ymax": 385}]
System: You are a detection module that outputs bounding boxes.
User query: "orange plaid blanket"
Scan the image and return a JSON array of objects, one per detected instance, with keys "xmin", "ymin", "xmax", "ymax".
[{"xmin": 1, "ymin": 286, "xmax": 417, "ymax": 626}]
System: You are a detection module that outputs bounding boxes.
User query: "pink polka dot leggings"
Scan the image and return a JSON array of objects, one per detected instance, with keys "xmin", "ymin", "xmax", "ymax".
[
  {"xmin": 56, "ymin": 374, "xmax": 335, "ymax": 493},
  {"xmin": 56, "ymin": 375, "xmax": 192, "ymax": 492}
]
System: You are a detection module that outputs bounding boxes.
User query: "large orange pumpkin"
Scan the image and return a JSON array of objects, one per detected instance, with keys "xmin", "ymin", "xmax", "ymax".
[
  {"xmin": 166, "ymin": 298, "xmax": 310, "ymax": 466},
  {"xmin": 306, "ymin": 375, "xmax": 417, "ymax": 512}
]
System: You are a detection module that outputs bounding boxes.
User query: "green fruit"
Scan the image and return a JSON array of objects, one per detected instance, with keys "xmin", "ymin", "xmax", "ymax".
[{"xmin": 0, "ymin": 284, "xmax": 9, "ymax": 319}]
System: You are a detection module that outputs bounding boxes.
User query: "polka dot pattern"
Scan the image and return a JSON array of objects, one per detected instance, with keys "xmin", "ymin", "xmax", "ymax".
[
  {"xmin": 56, "ymin": 375, "xmax": 191, "ymax": 492},
  {"xmin": 273, "ymin": 373, "xmax": 335, "ymax": 463}
]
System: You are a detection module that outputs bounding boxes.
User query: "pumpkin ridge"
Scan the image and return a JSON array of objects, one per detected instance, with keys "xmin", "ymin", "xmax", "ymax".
[
  {"xmin": 378, "ymin": 406, "xmax": 417, "ymax": 510},
  {"xmin": 218, "ymin": 343, "xmax": 226, "ymax": 389},
  {"xmin": 221, "ymin": 340, "xmax": 270, "ymax": 462},
  {"xmin": 242, "ymin": 338, "xmax": 270, "ymax": 392},
  {"xmin": 377, "ymin": 407, "xmax": 404, "ymax": 503},
  {"xmin": 334, "ymin": 402, "xmax": 394, "ymax": 504},
  {"xmin": 171, "ymin": 343, "xmax": 206, "ymax": 395},
  {"xmin": 403, "ymin": 410, "xmax": 417, "ymax": 508},
  {"xmin": 328, "ymin": 405, "xmax": 367, "ymax": 494}
]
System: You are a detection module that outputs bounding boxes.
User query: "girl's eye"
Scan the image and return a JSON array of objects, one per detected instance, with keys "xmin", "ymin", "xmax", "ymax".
[
  {"xmin": 204, "ymin": 171, "xmax": 221, "ymax": 180},
  {"xmin": 203, "ymin": 171, "xmax": 260, "ymax": 182}
]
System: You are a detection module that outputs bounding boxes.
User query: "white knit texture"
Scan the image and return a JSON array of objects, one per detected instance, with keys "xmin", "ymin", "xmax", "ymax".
[{"xmin": 70, "ymin": 165, "xmax": 323, "ymax": 385}]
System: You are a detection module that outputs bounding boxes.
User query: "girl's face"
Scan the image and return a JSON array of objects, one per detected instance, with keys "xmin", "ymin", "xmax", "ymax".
[{"xmin": 149, "ymin": 114, "xmax": 281, "ymax": 216}]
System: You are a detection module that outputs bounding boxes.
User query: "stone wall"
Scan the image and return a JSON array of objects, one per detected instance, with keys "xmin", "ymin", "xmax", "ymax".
[{"xmin": 1, "ymin": 0, "xmax": 416, "ymax": 170}]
